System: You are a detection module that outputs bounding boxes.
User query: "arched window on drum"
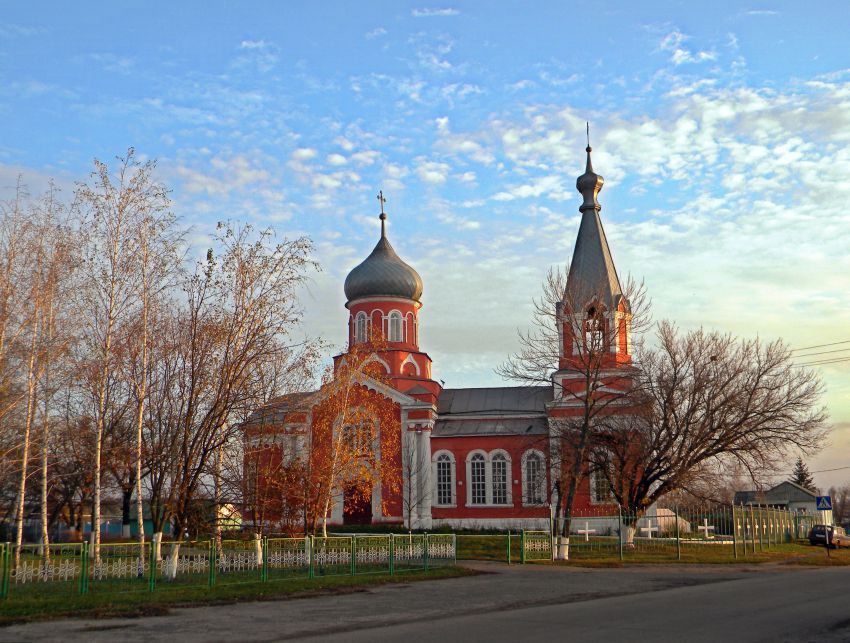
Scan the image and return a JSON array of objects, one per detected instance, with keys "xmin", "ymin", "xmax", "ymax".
[
  {"xmin": 355, "ymin": 312, "xmax": 368, "ymax": 344},
  {"xmin": 389, "ymin": 310, "xmax": 403, "ymax": 342}
]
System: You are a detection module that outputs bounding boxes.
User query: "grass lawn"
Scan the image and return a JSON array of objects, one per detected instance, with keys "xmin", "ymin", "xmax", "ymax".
[
  {"xmin": 544, "ymin": 541, "xmax": 850, "ymax": 567},
  {"xmin": 0, "ymin": 566, "xmax": 474, "ymax": 626},
  {"xmin": 455, "ymin": 533, "xmax": 850, "ymax": 567}
]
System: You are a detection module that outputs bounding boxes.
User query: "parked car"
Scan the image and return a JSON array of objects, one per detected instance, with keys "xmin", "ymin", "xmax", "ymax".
[{"xmin": 808, "ymin": 524, "xmax": 850, "ymax": 548}]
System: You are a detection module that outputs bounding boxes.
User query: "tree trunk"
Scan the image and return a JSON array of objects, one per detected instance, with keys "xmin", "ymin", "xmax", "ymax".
[
  {"xmin": 40, "ymin": 395, "xmax": 50, "ymax": 567},
  {"xmin": 14, "ymin": 321, "xmax": 39, "ymax": 570},
  {"xmin": 121, "ymin": 485, "xmax": 133, "ymax": 538}
]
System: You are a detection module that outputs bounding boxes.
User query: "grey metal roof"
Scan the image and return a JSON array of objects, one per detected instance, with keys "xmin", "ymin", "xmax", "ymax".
[
  {"xmin": 243, "ymin": 391, "xmax": 316, "ymax": 426},
  {"xmin": 565, "ymin": 146, "xmax": 625, "ymax": 312},
  {"xmin": 433, "ymin": 417, "xmax": 549, "ymax": 437},
  {"xmin": 437, "ymin": 386, "xmax": 553, "ymax": 415},
  {"xmin": 344, "ymin": 230, "xmax": 423, "ymax": 303}
]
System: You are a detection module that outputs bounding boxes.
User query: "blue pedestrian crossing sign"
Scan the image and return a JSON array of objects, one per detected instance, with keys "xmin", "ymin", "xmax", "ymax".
[{"xmin": 816, "ymin": 496, "xmax": 832, "ymax": 511}]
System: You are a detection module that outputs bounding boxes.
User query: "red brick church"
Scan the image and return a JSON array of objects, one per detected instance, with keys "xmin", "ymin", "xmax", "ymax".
[{"xmin": 243, "ymin": 144, "xmax": 629, "ymax": 530}]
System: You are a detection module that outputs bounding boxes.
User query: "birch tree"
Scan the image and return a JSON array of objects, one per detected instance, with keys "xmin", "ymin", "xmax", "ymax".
[{"xmin": 75, "ymin": 149, "xmax": 152, "ymax": 559}]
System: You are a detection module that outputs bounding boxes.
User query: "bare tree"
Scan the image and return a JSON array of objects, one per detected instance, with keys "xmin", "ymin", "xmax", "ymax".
[
  {"xmin": 144, "ymin": 222, "xmax": 317, "ymax": 555},
  {"xmin": 75, "ymin": 149, "xmax": 153, "ymax": 559},
  {"xmin": 498, "ymin": 266, "xmax": 650, "ymax": 557},
  {"xmin": 591, "ymin": 321, "xmax": 829, "ymax": 540}
]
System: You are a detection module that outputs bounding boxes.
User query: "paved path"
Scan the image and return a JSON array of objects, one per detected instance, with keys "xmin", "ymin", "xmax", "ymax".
[{"xmin": 2, "ymin": 562, "xmax": 848, "ymax": 642}]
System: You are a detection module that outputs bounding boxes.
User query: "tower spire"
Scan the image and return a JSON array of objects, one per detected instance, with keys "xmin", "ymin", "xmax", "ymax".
[
  {"xmin": 576, "ymin": 123, "xmax": 603, "ymax": 213},
  {"xmin": 566, "ymin": 136, "xmax": 623, "ymax": 312},
  {"xmin": 377, "ymin": 190, "xmax": 387, "ymax": 238}
]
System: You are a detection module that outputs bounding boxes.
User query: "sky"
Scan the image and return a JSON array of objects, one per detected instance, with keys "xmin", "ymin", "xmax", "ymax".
[{"xmin": 2, "ymin": 1, "xmax": 849, "ymax": 490}]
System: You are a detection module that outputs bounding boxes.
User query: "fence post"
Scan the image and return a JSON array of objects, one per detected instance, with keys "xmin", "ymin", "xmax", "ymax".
[
  {"xmin": 618, "ymin": 506, "xmax": 624, "ymax": 561},
  {"xmin": 749, "ymin": 505, "xmax": 756, "ymax": 555},
  {"xmin": 262, "ymin": 537, "xmax": 269, "ymax": 582},
  {"xmin": 424, "ymin": 533, "xmax": 429, "ymax": 571},
  {"xmin": 148, "ymin": 540, "xmax": 156, "ymax": 592},
  {"xmin": 208, "ymin": 539, "xmax": 216, "ymax": 588},
  {"xmin": 79, "ymin": 541, "xmax": 88, "ymax": 595},
  {"xmin": 350, "ymin": 536, "xmax": 356, "ymax": 576},
  {"xmin": 731, "ymin": 505, "xmax": 738, "ymax": 559},
  {"xmin": 675, "ymin": 506, "xmax": 681, "ymax": 561},
  {"xmin": 453, "ymin": 534, "xmax": 457, "ymax": 566},
  {"xmin": 389, "ymin": 535, "xmax": 395, "ymax": 575},
  {"xmin": 520, "ymin": 530, "xmax": 526, "ymax": 564},
  {"xmin": 308, "ymin": 536, "xmax": 314, "ymax": 580},
  {"xmin": 1, "ymin": 543, "xmax": 9, "ymax": 598},
  {"xmin": 506, "ymin": 531, "xmax": 511, "ymax": 565}
]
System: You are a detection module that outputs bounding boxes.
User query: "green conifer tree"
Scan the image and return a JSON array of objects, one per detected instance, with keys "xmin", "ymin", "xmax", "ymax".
[{"xmin": 791, "ymin": 457, "xmax": 816, "ymax": 490}]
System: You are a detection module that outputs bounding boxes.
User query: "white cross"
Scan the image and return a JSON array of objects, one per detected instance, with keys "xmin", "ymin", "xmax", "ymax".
[
  {"xmin": 577, "ymin": 521, "xmax": 596, "ymax": 542},
  {"xmin": 640, "ymin": 521, "xmax": 658, "ymax": 539},
  {"xmin": 697, "ymin": 519, "xmax": 715, "ymax": 539}
]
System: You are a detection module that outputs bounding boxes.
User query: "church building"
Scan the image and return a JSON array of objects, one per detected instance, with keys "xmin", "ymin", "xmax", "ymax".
[{"xmin": 243, "ymin": 144, "xmax": 630, "ymax": 531}]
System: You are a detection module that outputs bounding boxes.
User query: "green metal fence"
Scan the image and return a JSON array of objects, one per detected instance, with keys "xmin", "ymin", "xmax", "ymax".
[
  {"xmin": 0, "ymin": 533, "xmax": 456, "ymax": 601},
  {"xmin": 517, "ymin": 504, "xmax": 818, "ymax": 563}
]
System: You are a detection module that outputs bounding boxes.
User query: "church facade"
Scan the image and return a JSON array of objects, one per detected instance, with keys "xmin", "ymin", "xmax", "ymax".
[{"xmin": 243, "ymin": 144, "xmax": 630, "ymax": 530}]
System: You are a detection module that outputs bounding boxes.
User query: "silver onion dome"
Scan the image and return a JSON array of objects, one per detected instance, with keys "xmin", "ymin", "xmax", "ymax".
[{"xmin": 344, "ymin": 204, "xmax": 423, "ymax": 303}]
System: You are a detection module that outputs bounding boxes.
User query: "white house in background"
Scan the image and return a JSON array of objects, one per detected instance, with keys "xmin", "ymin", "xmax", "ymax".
[{"xmin": 734, "ymin": 481, "xmax": 833, "ymax": 525}]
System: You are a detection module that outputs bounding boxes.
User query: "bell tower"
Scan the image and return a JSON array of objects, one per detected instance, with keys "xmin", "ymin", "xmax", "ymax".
[{"xmin": 552, "ymin": 139, "xmax": 632, "ymax": 397}]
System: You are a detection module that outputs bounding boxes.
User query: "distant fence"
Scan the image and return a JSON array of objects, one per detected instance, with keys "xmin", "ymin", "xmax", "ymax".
[
  {"xmin": 0, "ymin": 533, "xmax": 456, "ymax": 600},
  {"xmin": 453, "ymin": 505, "xmax": 822, "ymax": 564}
]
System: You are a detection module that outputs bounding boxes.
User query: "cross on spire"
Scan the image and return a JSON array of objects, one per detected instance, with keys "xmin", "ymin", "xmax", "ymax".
[
  {"xmin": 377, "ymin": 190, "xmax": 387, "ymax": 237},
  {"xmin": 586, "ymin": 121, "xmax": 590, "ymax": 150}
]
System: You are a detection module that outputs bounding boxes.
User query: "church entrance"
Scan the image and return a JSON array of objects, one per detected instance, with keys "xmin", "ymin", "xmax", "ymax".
[{"xmin": 343, "ymin": 484, "xmax": 373, "ymax": 525}]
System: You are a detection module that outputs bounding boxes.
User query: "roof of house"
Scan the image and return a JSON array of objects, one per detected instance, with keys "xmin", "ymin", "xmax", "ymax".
[{"xmin": 734, "ymin": 480, "xmax": 819, "ymax": 506}]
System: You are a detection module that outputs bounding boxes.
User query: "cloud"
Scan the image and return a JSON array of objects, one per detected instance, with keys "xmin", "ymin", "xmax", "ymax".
[
  {"xmin": 411, "ymin": 8, "xmax": 460, "ymax": 17},
  {"xmin": 659, "ymin": 29, "xmax": 717, "ymax": 65},
  {"xmin": 416, "ymin": 160, "xmax": 451, "ymax": 184},
  {"xmin": 0, "ymin": 23, "xmax": 45, "ymax": 37},
  {"xmin": 80, "ymin": 52, "xmax": 134, "ymax": 74},
  {"xmin": 365, "ymin": 27, "xmax": 387, "ymax": 39},
  {"xmin": 292, "ymin": 148, "xmax": 318, "ymax": 161},
  {"xmin": 240, "ymin": 39, "xmax": 270, "ymax": 49},
  {"xmin": 176, "ymin": 154, "xmax": 270, "ymax": 197},
  {"xmin": 326, "ymin": 153, "xmax": 347, "ymax": 166}
]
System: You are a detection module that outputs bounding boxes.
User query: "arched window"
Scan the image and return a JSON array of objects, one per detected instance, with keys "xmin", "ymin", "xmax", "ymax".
[
  {"xmin": 470, "ymin": 453, "xmax": 486, "ymax": 505},
  {"xmin": 585, "ymin": 305, "xmax": 605, "ymax": 351},
  {"xmin": 590, "ymin": 452, "xmax": 614, "ymax": 504},
  {"xmin": 435, "ymin": 453, "xmax": 454, "ymax": 506},
  {"xmin": 389, "ymin": 310, "xmax": 403, "ymax": 342},
  {"xmin": 523, "ymin": 452, "xmax": 545, "ymax": 505},
  {"xmin": 355, "ymin": 312, "xmax": 367, "ymax": 344},
  {"xmin": 491, "ymin": 453, "xmax": 509, "ymax": 505}
]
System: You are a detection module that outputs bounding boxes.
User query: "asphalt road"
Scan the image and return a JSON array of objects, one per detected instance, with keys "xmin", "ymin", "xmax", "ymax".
[{"xmin": 2, "ymin": 562, "xmax": 849, "ymax": 642}]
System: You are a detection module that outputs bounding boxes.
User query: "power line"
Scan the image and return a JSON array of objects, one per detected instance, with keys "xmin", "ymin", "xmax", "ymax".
[
  {"xmin": 796, "ymin": 356, "xmax": 850, "ymax": 367},
  {"xmin": 791, "ymin": 339, "xmax": 850, "ymax": 353},
  {"xmin": 793, "ymin": 347, "xmax": 850, "ymax": 359}
]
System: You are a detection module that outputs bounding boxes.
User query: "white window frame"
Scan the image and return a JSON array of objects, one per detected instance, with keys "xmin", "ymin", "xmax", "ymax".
[
  {"xmin": 354, "ymin": 312, "xmax": 368, "ymax": 344},
  {"xmin": 521, "ymin": 450, "xmax": 547, "ymax": 506},
  {"xmin": 490, "ymin": 451, "xmax": 510, "ymax": 505},
  {"xmin": 589, "ymin": 463, "xmax": 614, "ymax": 505},
  {"xmin": 432, "ymin": 450, "xmax": 456, "ymax": 507},
  {"xmin": 388, "ymin": 310, "xmax": 403, "ymax": 342},
  {"xmin": 464, "ymin": 449, "xmax": 513, "ymax": 507},
  {"xmin": 466, "ymin": 451, "xmax": 488, "ymax": 506}
]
